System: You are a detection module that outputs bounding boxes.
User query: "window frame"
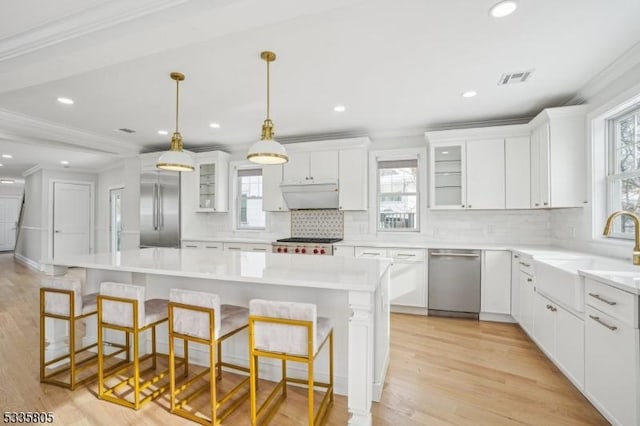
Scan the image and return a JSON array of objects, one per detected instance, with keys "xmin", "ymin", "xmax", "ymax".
[
  {"xmin": 606, "ymin": 105, "xmax": 640, "ymax": 240},
  {"xmin": 235, "ymin": 166, "xmax": 266, "ymax": 231},
  {"xmin": 376, "ymin": 157, "xmax": 421, "ymax": 233}
]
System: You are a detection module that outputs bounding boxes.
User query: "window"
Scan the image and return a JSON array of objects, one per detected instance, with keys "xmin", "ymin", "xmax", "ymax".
[
  {"xmin": 237, "ymin": 168, "xmax": 265, "ymax": 229},
  {"xmin": 377, "ymin": 159, "xmax": 418, "ymax": 231},
  {"xmin": 607, "ymin": 105, "xmax": 640, "ymax": 238}
]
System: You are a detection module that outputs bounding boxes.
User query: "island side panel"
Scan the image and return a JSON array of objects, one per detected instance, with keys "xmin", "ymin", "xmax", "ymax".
[
  {"xmin": 373, "ymin": 264, "xmax": 391, "ymax": 402},
  {"xmin": 348, "ymin": 289, "xmax": 375, "ymax": 426}
]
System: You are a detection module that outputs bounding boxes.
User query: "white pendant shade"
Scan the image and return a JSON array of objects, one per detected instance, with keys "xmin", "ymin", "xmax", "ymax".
[
  {"xmin": 247, "ymin": 139, "xmax": 288, "ymax": 165},
  {"xmin": 157, "ymin": 149, "xmax": 195, "ymax": 171}
]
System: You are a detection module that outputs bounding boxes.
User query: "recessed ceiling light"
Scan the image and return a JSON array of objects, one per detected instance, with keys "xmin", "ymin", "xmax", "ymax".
[
  {"xmin": 462, "ymin": 91, "xmax": 477, "ymax": 98},
  {"xmin": 490, "ymin": 0, "xmax": 517, "ymax": 18},
  {"xmin": 0, "ymin": 163, "xmax": 3, "ymax": 167},
  {"xmin": 60, "ymin": 160, "xmax": 70, "ymax": 165},
  {"xmin": 0, "ymin": 179, "xmax": 15, "ymax": 184},
  {"xmin": 2, "ymin": 154, "xmax": 12, "ymax": 159},
  {"xmin": 57, "ymin": 97, "xmax": 74, "ymax": 105},
  {"xmin": 209, "ymin": 123, "xmax": 221, "ymax": 129},
  {"xmin": 333, "ymin": 105, "xmax": 346, "ymax": 112},
  {"xmin": 158, "ymin": 130, "xmax": 169, "ymax": 135}
]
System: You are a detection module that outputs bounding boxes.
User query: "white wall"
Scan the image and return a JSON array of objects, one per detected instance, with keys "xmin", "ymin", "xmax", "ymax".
[
  {"xmin": 0, "ymin": 183, "xmax": 24, "ymax": 196},
  {"xmin": 550, "ymin": 60, "xmax": 640, "ymax": 260}
]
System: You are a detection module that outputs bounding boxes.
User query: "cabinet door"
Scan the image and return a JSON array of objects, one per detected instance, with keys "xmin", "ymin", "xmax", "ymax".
[
  {"xmin": 511, "ymin": 253, "xmax": 521, "ymax": 321},
  {"xmin": 310, "ymin": 151, "xmax": 338, "ymax": 180},
  {"xmin": 430, "ymin": 142, "xmax": 466, "ymax": 209},
  {"xmin": 505, "ymin": 136, "xmax": 530, "ymax": 209},
  {"xmin": 390, "ymin": 260, "xmax": 426, "ymax": 307},
  {"xmin": 482, "ymin": 250, "xmax": 511, "ymax": 314},
  {"xmin": 530, "ymin": 124, "xmax": 550, "ymax": 208},
  {"xmin": 262, "ymin": 165, "xmax": 288, "ymax": 211},
  {"xmin": 530, "ymin": 128, "xmax": 540, "ymax": 208},
  {"xmin": 283, "ymin": 152, "xmax": 310, "ymax": 182},
  {"xmin": 585, "ymin": 306, "xmax": 639, "ymax": 426},
  {"xmin": 519, "ymin": 272, "xmax": 534, "ymax": 336},
  {"xmin": 333, "ymin": 245, "xmax": 355, "ymax": 257},
  {"xmin": 556, "ymin": 307, "xmax": 584, "ymax": 390},
  {"xmin": 339, "ymin": 149, "xmax": 367, "ymax": 210},
  {"xmin": 533, "ymin": 292, "xmax": 556, "ymax": 356},
  {"xmin": 466, "ymin": 139, "xmax": 505, "ymax": 209}
]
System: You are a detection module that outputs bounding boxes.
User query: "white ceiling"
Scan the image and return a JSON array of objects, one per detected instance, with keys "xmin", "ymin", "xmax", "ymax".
[{"xmin": 0, "ymin": 0, "xmax": 639, "ymax": 179}]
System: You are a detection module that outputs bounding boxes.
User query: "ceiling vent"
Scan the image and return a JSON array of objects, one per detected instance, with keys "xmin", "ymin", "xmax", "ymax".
[
  {"xmin": 498, "ymin": 70, "xmax": 533, "ymax": 85},
  {"xmin": 118, "ymin": 128, "xmax": 136, "ymax": 134}
]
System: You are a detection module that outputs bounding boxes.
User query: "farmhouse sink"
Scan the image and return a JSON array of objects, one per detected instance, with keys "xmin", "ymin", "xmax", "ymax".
[{"xmin": 534, "ymin": 256, "xmax": 638, "ymax": 312}]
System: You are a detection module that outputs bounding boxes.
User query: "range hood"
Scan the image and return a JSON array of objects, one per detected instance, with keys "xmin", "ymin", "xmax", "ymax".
[{"xmin": 280, "ymin": 179, "xmax": 339, "ymax": 210}]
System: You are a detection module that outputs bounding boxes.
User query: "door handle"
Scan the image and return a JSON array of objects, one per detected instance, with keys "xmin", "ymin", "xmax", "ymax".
[
  {"xmin": 54, "ymin": 230, "xmax": 61, "ymax": 234},
  {"xmin": 152, "ymin": 183, "xmax": 158, "ymax": 231}
]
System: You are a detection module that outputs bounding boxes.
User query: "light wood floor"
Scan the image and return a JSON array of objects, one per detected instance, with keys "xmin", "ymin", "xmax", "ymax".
[{"xmin": 0, "ymin": 253, "xmax": 608, "ymax": 425}]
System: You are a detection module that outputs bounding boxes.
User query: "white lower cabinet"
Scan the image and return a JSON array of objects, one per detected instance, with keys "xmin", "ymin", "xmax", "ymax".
[
  {"xmin": 355, "ymin": 246, "xmax": 427, "ymax": 309},
  {"xmin": 533, "ymin": 291, "xmax": 585, "ymax": 390},
  {"xmin": 181, "ymin": 240, "xmax": 222, "ymax": 250},
  {"xmin": 332, "ymin": 245, "xmax": 354, "ymax": 257},
  {"xmin": 481, "ymin": 250, "xmax": 511, "ymax": 315},
  {"xmin": 510, "ymin": 252, "xmax": 521, "ymax": 321},
  {"xmin": 585, "ymin": 277, "xmax": 640, "ymax": 426},
  {"xmin": 519, "ymin": 268, "xmax": 535, "ymax": 337}
]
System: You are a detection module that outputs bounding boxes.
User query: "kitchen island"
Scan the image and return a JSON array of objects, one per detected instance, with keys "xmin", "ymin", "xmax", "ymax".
[{"xmin": 47, "ymin": 247, "xmax": 392, "ymax": 426}]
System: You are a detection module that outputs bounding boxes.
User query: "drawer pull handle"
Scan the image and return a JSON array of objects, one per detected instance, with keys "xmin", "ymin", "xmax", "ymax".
[
  {"xmin": 546, "ymin": 304, "xmax": 557, "ymax": 312},
  {"xmin": 588, "ymin": 293, "xmax": 617, "ymax": 306},
  {"xmin": 519, "ymin": 262, "xmax": 531, "ymax": 267},
  {"xmin": 397, "ymin": 254, "xmax": 416, "ymax": 257},
  {"xmin": 227, "ymin": 247, "xmax": 241, "ymax": 250},
  {"xmin": 527, "ymin": 278, "xmax": 532, "ymax": 282},
  {"xmin": 589, "ymin": 315, "xmax": 617, "ymax": 331},
  {"xmin": 430, "ymin": 253, "xmax": 479, "ymax": 257},
  {"xmin": 252, "ymin": 248, "xmax": 267, "ymax": 251},
  {"xmin": 514, "ymin": 255, "xmax": 519, "ymax": 258},
  {"xmin": 361, "ymin": 252, "xmax": 380, "ymax": 256}
]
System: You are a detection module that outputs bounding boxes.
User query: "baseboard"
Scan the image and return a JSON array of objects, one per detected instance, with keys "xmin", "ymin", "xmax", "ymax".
[
  {"xmin": 14, "ymin": 252, "xmax": 41, "ymax": 271},
  {"xmin": 479, "ymin": 312, "xmax": 516, "ymax": 323},
  {"xmin": 155, "ymin": 341, "xmax": 348, "ymax": 396},
  {"xmin": 390, "ymin": 305, "xmax": 428, "ymax": 316}
]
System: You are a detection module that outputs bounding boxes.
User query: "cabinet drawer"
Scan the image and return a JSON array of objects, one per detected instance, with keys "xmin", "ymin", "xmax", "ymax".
[
  {"xmin": 355, "ymin": 247, "xmax": 387, "ymax": 258},
  {"xmin": 389, "ymin": 248, "xmax": 425, "ymax": 261},
  {"xmin": 585, "ymin": 278, "xmax": 638, "ymax": 327},
  {"xmin": 518, "ymin": 256, "xmax": 534, "ymax": 275},
  {"xmin": 182, "ymin": 241, "xmax": 201, "ymax": 249}
]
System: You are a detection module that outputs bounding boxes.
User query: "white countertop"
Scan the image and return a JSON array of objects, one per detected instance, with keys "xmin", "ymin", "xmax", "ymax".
[
  {"xmin": 579, "ymin": 270, "xmax": 640, "ymax": 294},
  {"xmin": 182, "ymin": 237, "xmax": 273, "ymax": 244},
  {"xmin": 51, "ymin": 248, "xmax": 391, "ymax": 292}
]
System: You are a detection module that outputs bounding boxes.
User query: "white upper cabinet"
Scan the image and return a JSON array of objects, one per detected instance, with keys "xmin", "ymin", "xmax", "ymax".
[
  {"xmin": 339, "ymin": 149, "xmax": 368, "ymax": 211},
  {"xmin": 283, "ymin": 151, "xmax": 338, "ymax": 183},
  {"xmin": 430, "ymin": 141, "xmax": 466, "ymax": 209},
  {"xmin": 529, "ymin": 105, "xmax": 588, "ymax": 208},
  {"xmin": 505, "ymin": 136, "xmax": 531, "ymax": 209},
  {"xmin": 466, "ymin": 138, "xmax": 505, "ymax": 210},
  {"xmin": 427, "ymin": 124, "xmax": 541, "ymax": 210},
  {"xmin": 263, "ymin": 137, "xmax": 370, "ymax": 211},
  {"xmin": 189, "ymin": 151, "xmax": 230, "ymax": 212}
]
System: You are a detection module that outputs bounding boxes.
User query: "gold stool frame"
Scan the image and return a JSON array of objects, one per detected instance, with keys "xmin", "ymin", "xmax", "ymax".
[
  {"xmin": 248, "ymin": 316, "xmax": 334, "ymax": 426},
  {"xmin": 97, "ymin": 294, "xmax": 184, "ymax": 410},
  {"xmin": 39, "ymin": 288, "xmax": 126, "ymax": 390},
  {"xmin": 168, "ymin": 302, "xmax": 251, "ymax": 425}
]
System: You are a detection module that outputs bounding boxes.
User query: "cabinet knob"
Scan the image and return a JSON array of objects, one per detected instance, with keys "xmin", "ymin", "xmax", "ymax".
[
  {"xmin": 527, "ymin": 278, "xmax": 532, "ymax": 282},
  {"xmin": 535, "ymin": 203, "xmax": 540, "ymax": 206},
  {"xmin": 305, "ymin": 177, "xmax": 309, "ymax": 180},
  {"xmin": 468, "ymin": 205, "xmax": 472, "ymax": 208},
  {"xmin": 543, "ymin": 202, "xmax": 548, "ymax": 206},
  {"xmin": 339, "ymin": 206, "xmax": 342, "ymax": 210},
  {"xmin": 461, "ymin": 204, "xmax": 465, "ymax": 208},
  {"xmin": 310, "ymin": 176, "xmax": 314, "ymax": 180},
  {"xmin": 583, "ymin": 201, "xmax": 588, "ymax": 204}
]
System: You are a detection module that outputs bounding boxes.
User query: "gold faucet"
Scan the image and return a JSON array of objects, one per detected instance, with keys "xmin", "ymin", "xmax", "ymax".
[{"xmin": 603, "ymin": 210, "xmax": 640, "ymax": 265}]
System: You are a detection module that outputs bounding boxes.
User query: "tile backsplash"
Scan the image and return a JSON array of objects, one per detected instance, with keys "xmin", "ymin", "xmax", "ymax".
[{"xmin": 291, "ymin": 209, "xmax": 344, "ymax": 239}]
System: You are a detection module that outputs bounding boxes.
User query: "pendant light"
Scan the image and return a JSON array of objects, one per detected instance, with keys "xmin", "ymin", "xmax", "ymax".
[
  {"xmin": 246, "ymin": 51, "xmax": 288, "ymax": 165},
  {"xmin": 157, "ymin": 72, "xmax": 195, "ymax": 172}
]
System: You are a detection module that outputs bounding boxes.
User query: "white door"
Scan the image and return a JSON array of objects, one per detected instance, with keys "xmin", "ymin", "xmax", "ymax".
[
  {"xmin": 53, "ymin": 182, "xmax": 92, "ymax": 259},
  {"xmin": 109, "ymin": 188, "xmax": 124, "ymax": 252},
  {"xmin": 0, "ymin": 196, "xmax": 20, "ymax": 251}
]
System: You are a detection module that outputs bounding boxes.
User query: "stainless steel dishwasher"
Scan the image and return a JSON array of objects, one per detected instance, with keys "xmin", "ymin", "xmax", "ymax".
[{"xmin": 428, "ymin": 249, "xmax": 481, "ymax": 319}]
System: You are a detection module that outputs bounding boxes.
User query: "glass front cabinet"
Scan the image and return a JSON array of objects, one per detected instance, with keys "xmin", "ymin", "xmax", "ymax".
[
  {"xmin": 429, "ymin": 141, "xmax": 466, "ymax": 209},
  {"xmin": 195, "ymin": 151, "xmax": 230, "ymax": 212}
]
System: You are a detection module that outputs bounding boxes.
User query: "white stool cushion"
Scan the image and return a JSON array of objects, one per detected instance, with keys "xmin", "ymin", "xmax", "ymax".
[
  {"xmin": 170, "ymin": 289, "xmax": 221, "ymax": 339},
  {"xmin": 220, "ymin": 304, "xmax": 249, "ymax": 338},
  {"xmin": 250, "ymin": 299, "xmax": 332, "ymax": 357},
  {"xmin": 81, "ymin": 292, "xmax": 98, "ymax": 315},
  {"xmin": 99, "ymin": 282, "xmax": 145, "ymax": 328},
  {"xmin": 144, "ymin": 299, "xmax": 169, "ymax": 326},
  {"xmin": 42, "ymin": 278, "xmax": 83, "ymax": 317}
]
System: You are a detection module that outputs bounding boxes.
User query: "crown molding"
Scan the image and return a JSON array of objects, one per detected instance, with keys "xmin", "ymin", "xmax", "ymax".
[
  {"xmin": 0, "ymin": 108, "xmax": 139, "ymax": 155},
  {"xmin": 22, "ymin": 165, "xmax": 42, "ymax": 177},
  {"xmin": 568, "ymin": 40, "xmax": 640, "ymax": 104},
  {"xmin": 0, "ymin": 0, "xmax": 189, "ymax": 62}
]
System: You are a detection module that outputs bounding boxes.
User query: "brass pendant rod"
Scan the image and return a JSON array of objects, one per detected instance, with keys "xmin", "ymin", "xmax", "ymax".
[
  {"xmin": 175, "ymin": 78, "xmax": 180, "ymax": 133},
  {"xmin": 266, "ymin": 58, "xmax": 270, "ymax": 121}
]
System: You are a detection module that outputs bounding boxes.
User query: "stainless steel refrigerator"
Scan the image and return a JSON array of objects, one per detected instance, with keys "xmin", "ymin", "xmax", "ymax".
[{"xmin": 140, "ymin": 171, "xmax": 180, "ymax": 247}]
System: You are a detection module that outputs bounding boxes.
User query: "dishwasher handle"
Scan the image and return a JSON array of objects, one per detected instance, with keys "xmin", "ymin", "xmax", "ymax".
[{"xmin": 430, "ymin": 252, "xmax": 480, "ymax": 258}]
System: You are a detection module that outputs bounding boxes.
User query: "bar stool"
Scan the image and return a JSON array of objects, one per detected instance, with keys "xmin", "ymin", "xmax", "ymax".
[
  {"xmin": 40, "ymin": 278, "xmax": 128, "ymax": 389},
  {"xmin": 97, "ymin": 282, "xmax": 181, "ymax": 410},
  {"xmin": 168, "ymin": 289, "xmax": 251, "ymax": 425},
  {"xmin": 248, "ymin": 299, "xmax": 334, "ymax": 426}
]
